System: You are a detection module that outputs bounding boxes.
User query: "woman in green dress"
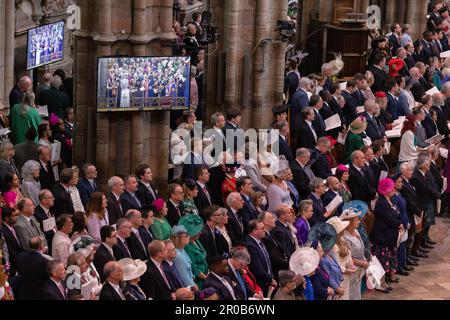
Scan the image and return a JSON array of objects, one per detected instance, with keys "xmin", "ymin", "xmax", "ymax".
[
  {"xmin": 181, "ymin": 179, "xmax": 200, "ymax": 216},
  {"xmin": 10, "ymin": 92, "xmax": 42, "ymax": 145},
  {"xmin": 150, "ymin": 198, "xmax": 172, "ymax": 240},
  {"xmin": 179, "ymin": 214, "xmax": 208, "ymax": 289},
  {"xmin": 343, "ymin": 116, "xmax": 368, "ymax": 164}
]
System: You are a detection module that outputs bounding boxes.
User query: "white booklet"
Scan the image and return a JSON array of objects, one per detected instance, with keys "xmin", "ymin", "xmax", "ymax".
[
  {"xmin": 325, "ymin": 114, "xmax": 342, "ymax": 131},
  {"xmin": 356, "ymin": 106, "xmax": 365, "ymax": 114},
  {"xmin": 81, "ymin": 280, "xmax": 94, "ymax": 300},
  {"xmin": 426, "ymin": 87, "xmax": 440, "ymax": 96},
  {"xmin": 37, "ymin": 105, "xmax": 49, "ymax": 117},
  {"xmin": 325, "ymin": 194, "xmax": 343, "ymax": 213},
  {"xmin": 43, "ymin": 217, "xmax": 56, "ymax": 232},
  {"xmin": 385, "ymin": 128, "xmax": 401, "ymax": 138},
  {"xmin": 380, "ymin": 171, "xmax": 388, "ymax": 180}
]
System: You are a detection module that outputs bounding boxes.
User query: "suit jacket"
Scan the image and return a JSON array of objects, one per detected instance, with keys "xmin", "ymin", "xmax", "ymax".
[
  {"xmin": 262, "ymin": 230, "xmax": 289, "ymax": 277},
  {"xmin": 239, "ymin": 194, "xmax": 259, "ymax": 227},
  {"xmin": 51, "ymin": 183, "xmax": 75, "ymax": 218},
  {"xmin": 203, "ymin": 273, "xmax": 237, "ymax": 300},
  {"xmin": 113, "ymin": 238, "xmax": 132, "ymax": 261},
  {"xmin": 411, "ymin": 81, "xmax": 426, "ymax": 102},
  {"xmin": 420, "ymin": 39, "xmax": 437, "ymax": 62},
  {"xmin": 290, "ymin": 159, "xmax": 313, "ymax": 200},
  {"xmin": 106, "ymin": 192, "xmax": 124, "ymax": 225},
  {"xmin": 427, "ymin": 13, "xmax": 442, "ymax": 31},
  {"xmin": 307, "ymin": 193, "xmax": 327, "ymax": 226},
  {"xmin": 310, "ymin": 148, "xmax": 332, "ymax": 179},
  {"xmin": 138, "ymin": 225, "xmax": 155, "ymax": 249},
  {"xmin": 9, "ymin": 85, "xmax": 24, "ymax": 108},
  {"xmin": 371, "ymin": 196, "xmax": 402, "ymax": 247},
  {"xmin": 166, "ymin": 200, "xmax": 185, "ymax": 227},
  {"xmin": 227, "ymin": 261, "xmax": 253, "ymax": 300},
  {"xmin": 290, "ymin": 88, "xmax": 310, "ymax": 132},
  {"xmin": 223, "ymin": 121, "xmax": 245, "ymax": 155},
  {"xmin": 41, "ymin": 279, "xmax": 68, "ymax": 300},
  {"xmin": 16, "ymin": 250, "xmax": 49, "ymax": 300},
  {"xmin": 139, "ymin": 259, "xmax": 173, "ymax": 300},
  {"xmin": 400, "ymin": 178, "xmax": 422, "ymax": 230},
  {"xmin": 33, "ymin": 205, "xmax": 55, "ymax": 252},
  {"xmin": 182, "ymin": 152, "xmax": 206, "ymax": 181},
  {"xmin": 386, "ymin": 93, "xmax": 402, "ymax": 121},
  {"xmin": 432, "ymin": 106, "xmax": 450, "ymax": 136},
  {"xmin": 388, "ymin": 33, "xmax": 401, "ymax": 56},
  {"xmin": 1, "ymin": 223, "xmax": 23, "ymax": 276},
  {"xmin": 162, "ymin": 260, "xmax": 183, "ymax": 291},
  {"xmin": 14, "ymin": 141, "xmax": 39, "ymax": 172},
  {"xmin": 14, "ymin": 214, "xmax": 47, "ymax": 251},
  {"xmin": 245, "ymin": 236, "xmax": 273, "ymax": 295},
  {"xmin": 77, "ymin": 178, "xmax": 99, "ymax": 209},
  {"xmin": 194, "ymin": 182, "xmax": 213, "ymax": 218},
  {"xmin": 352, "ymin": 89, "xmax": 366, "ymax": 107},
  {"xmin": 312, "ymin": 109, "xmax": 327, "ymax": 138},
  {"xmin": 322, "ymin": 190, "xmax": 344, "ymax": 217},
  {"xmin": 370, "ymin": 158, "xmax": 389, "ymax": 186},
  {"xmin": 341, "ymin": 90, "xmax": 358, "ymax": 124},
  {"xmin": 136, "ymin": 181, "xmax": 158, "ymax": 206},
  {"xmin": 363, "ymin": 112, "xmax": 384, "ymax": 141},
  {"xmin": 93, "ymin": 243, "xmax": 116, "ymax": 282},
  {"xmin": 126, "ymin": 232, "xmax": 148, "ymax": 260},
  {"xmin": 226, "ymin": 207, "xmax": 245, "ymax": 247},
  {"xmin": 285, "ymin": 71, "xmax": 300, "ymax": 105},
  {"xmin": 278, "ymin": 135, "xmax": 294, "ymax": 163},
  {"xmin": 39, "ymin": 160, "xmax": 56, "ymax": 190},
  {"xmin": 421, "ymin": 110, "xmax": 437, "ymax": 139},
  {"xmin": 99, "ymin": 281, "xmax": 125, "ymax": 301},
  {"xmin": 430, "ymin": 161, "xmax": 443, "ymax": 191},
  {"xmin": 347, "ymin": 164, "xmax": 376, "ymax": 203},
  {"xmin": 199, "ymin": 224, "xmax": 227, "ymax": 260},
  {"xmin": 297, "ymin": 120, "xmax": 317, "ymax": 150},
  {"xmin": 410, "ymin": 169, "xmax": 440, "ymax": 210},
  {"xmin": 120, "ymin": 191, "xmax": 142, "ymax": 214},
  {"xmin": 40, "ymin": 87, "xmax": 70, "ymax": 118},
  {"xmin": 368, "ymin": 66, "xmax": 388, "ymax": 93}
]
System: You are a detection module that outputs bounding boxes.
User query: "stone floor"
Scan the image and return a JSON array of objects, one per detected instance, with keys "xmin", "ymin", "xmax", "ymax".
[{"xmin": 363, "ymin": 216, "xmax": 450, "ymax": 300}]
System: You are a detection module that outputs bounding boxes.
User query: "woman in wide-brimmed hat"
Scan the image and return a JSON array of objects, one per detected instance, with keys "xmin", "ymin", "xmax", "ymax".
[
  {"xmin": 343, "ymin": 116, "xmax": 368, "ymax": 164},
  {"xmin": 179, "ymin": 214, "xmax": 208, "ymax": 289},
  {"xmin": 341, "ymin": 207, "xmax": 369, "ymax": 300},
  {"xmin": 118, "ymin": 258, "xmax": 148, "ymax": 300},
  {"xmin": 289, "ymin": 246, "xmax": 320, "ymax": 300}
]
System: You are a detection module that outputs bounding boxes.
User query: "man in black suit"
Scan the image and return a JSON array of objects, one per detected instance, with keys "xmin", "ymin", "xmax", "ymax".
[
  {"xmin": 298, "ymin": 107, "xmax": 318, "ymax": 150},
  {"xmin": 194, "ymin": 166, "xmax": 213, "ymax": 218},
  {"xmin": 199, "ymin": 205, "xmax": 228, "ymax": 260},
  {"xmin": 368, "ymin": 54, "xmax": 388, "ymax": 93},
  {"xmin": 223, "ymin": 107, "xmax": 245, "ymax": 156},
  {"xmin": 38, "ymin": 146, "xmax": 56, "ymax": 190},
  {"xmin": 291, "ymin": 148, "xmax": 315, "ymax": 200},
  {"xmin": 370, "ymin": 142, "xmax": 390, "ymax": 186},
  {"xmin": 271, "ymin": 206, "xmax": 296, "ymax": 258},
  {"xmin": 51, "ymin": 168, "xmax": 75, "ymax": 217},
  {"xmin": 135, "ymin": 164, "xmax": 158, "ymax": 206},
  {"xmin": 34, "ymin": 189, "xmax": 56, "ymax": 253},
  {"xmin": 15, "ymin": 236, "xmax": 50, "ymax": 300},
  {"xmin": 341, "ymin": 80, "xmax": 358, "ymax": 124},
  {"xmin": 310, "ymin": 137, "xmax": 332, "ymax": 179},
  {"xmin": 310, "ymin": 95, "xmax": 327, "ymax": 139},
  {"xmin": 363, "ymin": 101, "xmax": 385, "ymax": 141},
  {"xmin": 39, "ymin": 76, "xmax": 70, "ymax": 118},
  {"xmin": 119, "ymin": 175, "xmax": 143, "ymax": 214},
  {"xmin": 410, "ymin": 67, "xmax": 427, "ymax": 102},
  {"xmin": 93, "ymin": 225, "xmax": 118, "ymax": 282},
  {"xmin": 227, "ymin": 249, "xmax": 263, "ymax": 300},
  {"xmin": 125, "ymin": 209, "xmax": 148, "ymax": 260},
  {"xmin": 347, "ymin": 150, "xmax": 376, "ymax": 204},
  {"xmin": 9, "ymin": 76, "xmax": 32, "ymax": 108},
  {"xmin": 99, "ymin": 261, "xmax": 126, "ymax": 300},
  {"xmin": 77, "ymin": 163, "xmax": 99, "ymax": 209},
  {"xmin": 164, "ymin": 240, "xmax": 184, "ymax": 290},
  {"xmin": 14, "ymin": 128, "xmax": 40, "ymax": 172},
  {"xmin": 138, "ymin": 206, "xmax": 156, "ymax": 248},
  {"xmin": 237, "ymin": 177, "xmax": 259, "ymax": 227},
  {"xmin": 290, "ymin": 78, "xmax": 312, "ymax": 151},
  {"xmin": 166, "ymin": 183, "xmax": 185, "ymax": 226},
  {"xmin": 284, "ymin": 60, "xmax": 300, "ymax": 105},
  {"xmin": 431, "ymin": 93, "xmax": 450, "ymax": 138},
  {"xmin": 204, "ymin": 255, "xmax": 237, "ymax": 300},
  {"xmin": 260, "ymin": 212, "xmax": 289, "ymax": 280},
  {"xmin": 274, "ymin": 120, "xmax": 294, "ymax": 163},
  {"xmin": 245, "ymin": 220, "xmax": 276, "ymax": 296},
  {"xmin": 427, "ymin": 4, "xmax": 442, "ymax": 31},
  {"xmin": 225, "ymin": 192, "xmax": 245, "ymax": 247},
  {"xmin": 1, "ymin": 207, "xmax": 23, "ymax": 277},
  {"xmin": 41, "ymin": 259, "xmax": 68, "ymax": 300},
  {"xmin": 113, "ymin": 218, "xmax": 133, "ymax": 260},
  {"xmin": 322, "ymin": 176, "xmax": 344, "ymax": 217},
  {"xmin": 106, "ymin": 176, "xmax": 125, "ymax": 225},
  {"xmin": 139, "ymin": 240, "xmax": 174, "ymax": 300},
  {"xmin": 352, "ymin": 73, "xmax": 367, "ymax": 107},
  {"xmin": 388, "ymin": 23, "xmax": 402, "ymax": 56}
]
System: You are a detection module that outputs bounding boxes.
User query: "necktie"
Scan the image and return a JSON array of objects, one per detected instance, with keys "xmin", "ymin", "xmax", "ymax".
[
  {"xmin": 30, "ymin": 218, "xmax": 41, "ymax": 234},
  {"xmin": 9, "ymin": 225, "xmax": 20, "ymax": 244},
  {"xmin": 147, "ymin": 185, "xmax": 157, "ymax": 200},
  {"xmin": 372, "ymin": 116, "xmax": 381, "ymax": 137},
  {"xmin": 90, "ymin": 180, "xmax": 95, "ymax": 190},
  {"xmin": 57, "ymin": 282, "xmax": 66, "ymax": 299},
  {"xmin": 132, "ymin": 193, "xmax": 142, "ymax": 207},
  {"xmin": 122, "ymin": 240, "xmax": 131, "ymax": 257},
  {"xmin": 159, "ymin": 264, "xmax": 171, "ymax": 289},
  {"xmin": 258, "ymin": 241, "xmax": 272, "ymax": 275},
  {"xmin": 203, "ymin": 186, "xmax": 212, "ymax": 205},
  {"xmin": 234, "ymin": 211, "xmax": 243, "ymax": 234},
  {"xmin": 221, "ymin": 276, "xmax": 237, "ymax": 300},
  {"xmin": 134, "ymin": 231, "xmax": 146, "ymax": 253},
  {"xmin": 235, "ymin": 271, "xmax": 247, "ymax": 300}
]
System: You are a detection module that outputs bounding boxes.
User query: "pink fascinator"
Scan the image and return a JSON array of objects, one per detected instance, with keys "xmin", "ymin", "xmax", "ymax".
[
  {"xmin": 378, "ymin": 178, "xmax": 395, "ymax": 196},
  {"xmin": 152, "ymin": 198, "xmax": 165, "ymax": 212}
]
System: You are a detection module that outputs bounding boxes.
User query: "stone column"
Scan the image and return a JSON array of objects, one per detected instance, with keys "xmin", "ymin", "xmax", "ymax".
[
  {"xmin": 384, "ymin": 0, "xmax": 395, "ymax": 32},
  {"xmin": 223, "ymin": 0, "xmax": 240, "ymax": 109},
  {"xmin": 0, "ymin": 0, "xmax": 5, "ymax": 103},
  {"xmin": 5, "ymin": 0, "xmax": 15, "ymax": 106},
  {"xmin": 298, "ymin": 0, "xmax": 313, "ymax": 46},
  {"xmin": 406, "ymin": 0, "xmax": 428, "ymax": 41}
]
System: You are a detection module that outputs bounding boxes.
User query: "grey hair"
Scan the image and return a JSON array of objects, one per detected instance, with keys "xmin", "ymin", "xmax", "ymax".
[
  {"xmin": 442, "ymin": 82, "xmax": 450, "ymax": 95},
  {"xmin": 67, "ymin": 252, "xmax": 86, "ymax": 267},
  {"xmin": 417, "ymin": 154, "xmax": 431, "ymax": 169},
  {"xmin": 0, "ymin": 139, "xmax": 13, "ymax": 160},
  {"xmin": 300, "ymin": 199, "xmax": 313, "ymax": 213},
  {"xmin": 22, "ymin": 160, "xmax": 41, "ymax": 181},
  {"xmin": 51, "ymin": 75, "xmax": 63, "ymax": 88},
  {"xmin": 364, "ymin": 99, "xmax": 376, "ymax": 113},
  {"xmin": 296, "ymin": 148, "xmax": 310, "ymax": 158},
  {"xmin": 103, "ymin": 261, "xmax": 120, "ymax": 279},
  {"xmin": 116, "ymin": 218, "xmax": 130, "ymax": 230},
  {"xmin": 309, "ymin": 177, "xmax": 324, "ymax": 193},
  {"xmin": 38, "ymin": 189, "xmax": 52, "ymax": 202},
  {"xmin": 47, "ymin": 259, "xmax": 64, "ymax": 276},
  {"xmin": 125, "ymin": 209, "xmax": 141, "ymax": 220},
  {"xmin": 351, "ymin": 150, "xmax": 364, "ymax": 162},
  {"xmin": 299, "ymin": 77, "xmax": 312, "ymax": 89},
  {"xmin": 107, "ymin": 176, "xmax": 123, "ymax": 190},
  {"xmin": 226, "ymin": 192, "xmax": 240, "ymax": 207},
  {"xmin": 399, "ymin": 162, "xmax": 411, "ymax": 174},
  {"xmin": 317, "ymin": 136, "xmax": 331, "ymax": 147},
  {"xmin": 278, "ymin": 270, "xmax": 296, "ymax": 287},
  {"xmin": 321, "ymin": 63, "xmax": 332, "ymax": 74},
  {"xmin": 210, "ymin": 112, "xmax": 224, "ymax": 127},
  {"xmin": 231, "ymin": 248, "xmax": 251, "ymax": 265}
]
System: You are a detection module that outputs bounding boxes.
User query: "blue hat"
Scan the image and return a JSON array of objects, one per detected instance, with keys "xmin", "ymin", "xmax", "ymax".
[
  {"xmin": 343, "ymin": 200, "xmax": 369, "ymax": 218},
  {"xmin": 171, "ymin": 225, "xmax": 188, "ymax": 236},
  {"xmin": 178, "ymin": 214, "xmax": 204, "ymax": 237},
  {"xmin": 308, "ymin": 223, "xmax": 337, "ymax": 252}
]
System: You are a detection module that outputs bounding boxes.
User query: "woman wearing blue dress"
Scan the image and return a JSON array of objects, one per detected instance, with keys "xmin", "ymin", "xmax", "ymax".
[{"xmin": 171, "ymin": 225, "xmax": 196, "ymax": 288}]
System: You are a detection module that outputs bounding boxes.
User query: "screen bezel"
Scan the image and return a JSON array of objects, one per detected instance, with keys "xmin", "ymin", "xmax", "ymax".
[
  {"xmin": 26, "ymin": 20, "xmax": 65, "ymax": 70},
  {"xmin": 96, "ymin": 55, "xmax": 192, "ymax": 113}
]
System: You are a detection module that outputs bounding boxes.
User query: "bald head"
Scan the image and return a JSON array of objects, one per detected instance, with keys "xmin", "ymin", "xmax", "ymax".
[
  {"xmin": 42, "ymin": 73, "xmax": 53, "ymax": 84},
  {"xmin": 175, "ymin": 288, "xmax": 195, "ymax": 300},
  {"xmin": 410, "ymin": 67, "xmax": 420, "ymax": 80},
  {"xmin": 351, "ymin": 150, "xmax": 365, "ymax": 167},
  {"xmin": 19, "ymin": 76, "xmax": 32, "ymax": 92}
]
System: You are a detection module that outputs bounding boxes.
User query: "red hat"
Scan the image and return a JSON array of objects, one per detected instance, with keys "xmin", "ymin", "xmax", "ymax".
[
  {"xmin": 387, "ymin": 58, "xmax": 405, "ymax": 77},
  {"xmin": 375, "ymin": 91, "xmax": 387, "ymax": 98},
  {"xmin": 326, "ymin": 135, "xmax": 337, "ymax": 147}
]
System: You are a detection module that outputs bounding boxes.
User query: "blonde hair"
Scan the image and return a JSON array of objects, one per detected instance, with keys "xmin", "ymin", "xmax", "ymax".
[{"xmin": 336, "ymin": 233, "xmax": 350, "ymax": 259}]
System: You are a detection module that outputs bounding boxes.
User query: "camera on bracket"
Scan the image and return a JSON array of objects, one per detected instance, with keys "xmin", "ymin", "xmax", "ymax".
[
  {"xmin": 199, "ymin": 11, "xmax": 221, "ymax": 45},
  {"xmin": 277, "ymin": 20, "xmax": 296, "ymax": 43}
]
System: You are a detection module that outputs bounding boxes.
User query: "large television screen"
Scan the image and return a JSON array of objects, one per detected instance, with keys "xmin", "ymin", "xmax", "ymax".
[
  {"xmin": 27, "ymin": 21, "xmax": 65, "ymax": 70},
  {"xmin": 97, "ymin": 56, "xmax": 191, "ymax": 112}
]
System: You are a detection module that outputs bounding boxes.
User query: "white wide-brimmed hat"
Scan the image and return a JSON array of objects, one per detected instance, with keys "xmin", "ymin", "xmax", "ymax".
[
  {"xmin": 339, "ymin": 208, "xmax": 361, "ymax": 221},
  {"xmin": 118, "ymin": 258, "xmax": 147, "ymax": 281},
  {"xmin": 289, "ymin": 247, "xmax": 320, "ymax": 276},
  {"xmin": 327, "ymin": 216, "xmax": 349, "ymax": 234}
]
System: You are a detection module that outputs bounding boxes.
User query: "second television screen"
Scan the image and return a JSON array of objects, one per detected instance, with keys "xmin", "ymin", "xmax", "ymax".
[{"xmin": 97, "ymin": 56, "xmax": 191, "ymax": 112}]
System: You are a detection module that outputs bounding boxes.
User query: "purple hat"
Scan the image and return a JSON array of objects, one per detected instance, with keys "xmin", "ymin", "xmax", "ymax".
[
  {"xmin": 378, "ymin": 178, "xmax": 395, "ymax": 196},
  {"xmin": 49, "ymin": 113, "xmax": 60, "ymax": 126}
]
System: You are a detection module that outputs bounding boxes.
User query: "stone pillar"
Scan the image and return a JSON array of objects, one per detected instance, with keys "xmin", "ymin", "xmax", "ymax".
[
  {"xmin": 397, "ymin": 0, "xmax": 406, "ymax": 23},
  {"xmin": 223, "ymin": 0, "xmax": 240, "ymax": 109},
  {"xmin": 406, "ymin": 0, "xmax": 428, "ymax": 41},
  {"xmin": 5, "ymin": 0, "xmax": 15, "ymax": 106},
  {"xmin": 298, "ymin": 0, "xmax": 313, "ymax": 46},
  {"xmin": 0, "ymin": 0, "xmax": 5, "ymax": 103},
  {"xmin": 384, "ymin": 0, "xmax": 395, "ymax": 31}
]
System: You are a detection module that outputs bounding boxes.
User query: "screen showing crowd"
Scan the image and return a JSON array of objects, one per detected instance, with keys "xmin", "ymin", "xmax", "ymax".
[
  {"xmin": 27, "ymin": 21, "xmax": 65, "ymax": 70},
  {"xmin": 97, "ymin": 56, "xmax": 191, "ymax": 112}
]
